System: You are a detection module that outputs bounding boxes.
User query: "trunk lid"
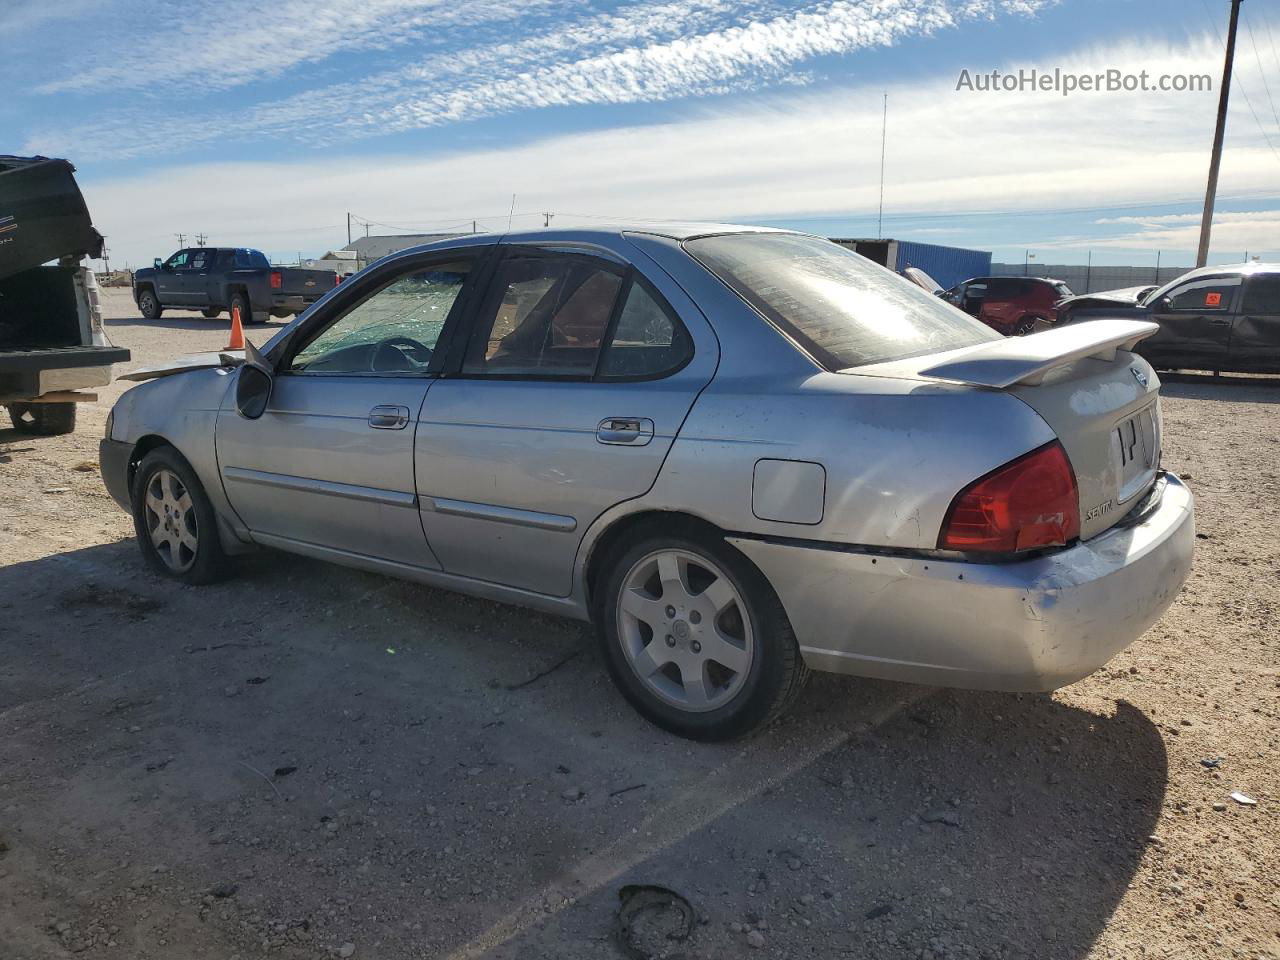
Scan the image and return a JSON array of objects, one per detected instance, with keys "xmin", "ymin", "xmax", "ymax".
[{"xmin": 848, "ymin": 319, "xmax": 1163, "ymax": 541}]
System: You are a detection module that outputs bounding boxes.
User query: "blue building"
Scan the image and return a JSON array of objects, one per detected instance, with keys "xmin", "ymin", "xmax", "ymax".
[{"xmin": 830, "ymin": 238, "xmax": 992, "ymax": 291}]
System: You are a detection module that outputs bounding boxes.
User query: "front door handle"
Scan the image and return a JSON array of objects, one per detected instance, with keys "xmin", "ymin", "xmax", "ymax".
[
  {"xmin": 1208, "ymin": 317, "xmax": 1230, "ymax": 326},
  {"xmin": 596, "ymin": 417, "xmax": 654, "ymax": 446},
  {"xmin": 368, "ymin": 405, "xmax": 410, "ymax": 429}
]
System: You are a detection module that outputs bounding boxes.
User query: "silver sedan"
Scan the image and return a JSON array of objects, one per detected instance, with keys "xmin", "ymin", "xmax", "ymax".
[{"xmin": 100, "ymin": 226, "xmax": 1195, "ymax": 740}]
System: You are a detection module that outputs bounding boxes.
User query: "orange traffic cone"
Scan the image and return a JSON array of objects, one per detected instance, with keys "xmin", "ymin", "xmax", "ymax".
[{"xmin": 226, "ymin": 303, "xmax": 245, "ymax": 350}]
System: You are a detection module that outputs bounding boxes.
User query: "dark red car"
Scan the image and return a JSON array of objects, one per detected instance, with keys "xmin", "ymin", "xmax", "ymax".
[{"xmin": 943, "ymin": 276, "xmax": 1074, "ymax": 336}]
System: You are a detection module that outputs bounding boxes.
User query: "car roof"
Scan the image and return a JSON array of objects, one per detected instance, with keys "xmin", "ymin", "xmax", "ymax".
[
  {"xmin": 1160, "ymin": 262, "xmax": 1280, "ymax": 282},
  {"xmin": 965, "ymin": 276, "xmax": 1062, "ymax": 284},
  {"xmin": 418, "ymin": 222, "xmax": 796, "ymax": 248}
]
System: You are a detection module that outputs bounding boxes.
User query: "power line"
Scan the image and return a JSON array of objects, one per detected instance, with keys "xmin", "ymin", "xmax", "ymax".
[
  {"xmin": 1198, "ymin": 0, "xmax": 1280, "ymax": 165},
  {"xmin": 1243, "ymin": 11, "xmax": 1280, "ymax": 134}
]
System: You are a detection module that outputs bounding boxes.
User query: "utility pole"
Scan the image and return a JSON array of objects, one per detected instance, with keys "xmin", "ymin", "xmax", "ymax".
[
  {"xmin": 347, "ymin": 212, "xmax": 352, "ymax": 246},
  {"xmin": 1085, "ymin": 250, "xmax": 1092, "ymax": 293},
  {"xmin": 1196, "ymin": 0, "xmax": 1243, "ymax": 268},
  {"xmin": 542, "ymin": 212, "xmax": 554, "ymax": 228},
  {"xmin": 174, "ymin": 232, "xmax": 186, "ymax": 247},
  {"xmin": 1155, "ymin": 250, "xmax": 1162, "ymax": 283},
  {"xmin": 195, "ymin": 232, "xmax": 207, "ymax": 246},
  {"xmin": 877, "ymin": 92, "xmax": 888, "ymax": 238}
]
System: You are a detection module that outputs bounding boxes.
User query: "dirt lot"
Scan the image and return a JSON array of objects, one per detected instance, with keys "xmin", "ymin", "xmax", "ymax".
[{"xmin": 1, "ymin": 288, "xmax": 1277, "ymax": 960}]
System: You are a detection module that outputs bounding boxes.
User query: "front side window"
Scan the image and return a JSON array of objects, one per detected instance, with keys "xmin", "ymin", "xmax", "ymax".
[
  {"xmin": 464, "ymin": 256, "xmax": 623, "ymax": 376},
  {"xmin": 288, "ymin": 259, "xmax": 472, "ymax": 374},
  {"xmin": 164, "ymin": 250, "xmax": 190, "ymax": 270},
  {"xmin": 1165, "ymin": 277, "xmax": 1240, "ymax": 312},
  {"xmin": 1241, "ymin": 274, "xmax": 1280, "ymax": 314}
]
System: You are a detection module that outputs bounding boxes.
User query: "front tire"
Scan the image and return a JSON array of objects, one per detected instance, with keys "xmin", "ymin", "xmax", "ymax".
[
  {"xmin": 7, "ymin": 402, "xmax": 76, "ymax": 435},
  {"xmin": 138, "ymin": 288, "xmax": 162, "ymax": 320},
  {"xmin": 597, "ymin": 528, "xmax": 808, "ymax": 741},
  {"xmin": 201, "ymin": 307, "xmax": 222, "ymax": 319},
  {"xmin": 131, "ymin": 447, "xmax": 232, "ymax": 584}
]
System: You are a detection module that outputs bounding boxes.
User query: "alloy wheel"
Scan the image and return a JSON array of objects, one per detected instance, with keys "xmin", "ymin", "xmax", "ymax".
[
  {"xmin": 144, "ymin": 468, "xmax": 198, "ymax": 572},
  {"xmin": 616, "ymin": 548, "xmax": 754, "ymax": 712}
]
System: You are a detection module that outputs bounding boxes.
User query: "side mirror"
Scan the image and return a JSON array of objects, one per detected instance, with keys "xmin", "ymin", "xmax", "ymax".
[
  {"xmin": 1151, "ymin": 296, "xmax": 1171, "ymax": 313},
  {"xmin": 235, "ymin": 339, "xmax": 273, "ymax": 419},
  {"xmin": 154, "ymin": 258, "xmax": 162, "ymax": 269}
]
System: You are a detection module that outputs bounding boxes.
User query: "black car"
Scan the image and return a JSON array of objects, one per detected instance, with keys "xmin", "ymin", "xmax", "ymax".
[
  {"xmin": 1059, "ymin": 264, "xmax": 1280, "ymax": 374},
  {"xmin": 132, "ymin": 247, "xmax": 337, "ymax": 325}
]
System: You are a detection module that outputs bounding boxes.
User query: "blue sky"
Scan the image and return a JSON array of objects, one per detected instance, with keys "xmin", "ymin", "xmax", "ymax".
[{"xmin": 5, "ymin": 0, "xmax": 1279, "ymax": 268}]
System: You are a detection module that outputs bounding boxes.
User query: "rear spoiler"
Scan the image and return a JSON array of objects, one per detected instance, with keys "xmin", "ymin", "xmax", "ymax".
[{"xmin": 917, "ymin": 319, "xmax": 1159, "ymax": 388}]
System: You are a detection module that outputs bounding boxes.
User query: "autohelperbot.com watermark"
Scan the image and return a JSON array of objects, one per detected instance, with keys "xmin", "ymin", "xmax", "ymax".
[{"xmin": 955, "ymin": 67, "xmax": 1213, "ymax": 96}]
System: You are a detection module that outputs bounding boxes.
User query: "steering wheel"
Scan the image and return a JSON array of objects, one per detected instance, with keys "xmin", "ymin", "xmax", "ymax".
[{"xmin": 371, "ymin": 335, "xmax": 433, "ymax": 371}]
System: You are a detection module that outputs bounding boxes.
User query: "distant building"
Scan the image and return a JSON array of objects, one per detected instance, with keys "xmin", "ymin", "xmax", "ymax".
[
  {"xmin": 342, "ymin": 233, "xmax": 466, "ymax": 265},
  {"xmin": 830, "ymin": 238, "xmax": 992, "ymax": 290},
  {"xmin": 301, "ymin": 249, "xmax": 363, "ymax": 277}
]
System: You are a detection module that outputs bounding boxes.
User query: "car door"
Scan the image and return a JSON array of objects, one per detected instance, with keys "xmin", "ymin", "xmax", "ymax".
[
  {"xmin": 1143, "ymin": 275, "xmax": 1241, "ymax": 370},
  {"xmin": 215, "ymin": 247, "xmax": 488, "ymax": 567},
  {"xmin": 1230, "ymin": 273, "xmax": 1280, "ymax": 373},
  {"xmin": 415, "ymin": 246, "xmax": 714, "ymax": 597},
  {"xmin": 184, "ymin": 248, "xmax": 214, "ymax": 308},
  {"xmin": 155, "ymin": 249, "xmax": 192, "ymax": 306},
  {"xmin": 979, "ymin": 278, "xmax": 1020, "ymax": 333}
]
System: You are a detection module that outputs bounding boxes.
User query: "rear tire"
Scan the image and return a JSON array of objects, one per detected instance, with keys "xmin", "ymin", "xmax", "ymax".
[
  {"xmin": 201, "ymin": 307, "xmax": 222, "ymax": 319},
  {"xmin": 7, "ymin": 402, "xmax": 76, "ymax": 435},
  {"xmin": 229, "ymin": 291, "xmax": 258, "ymax": 325},
  {"xmin": 597, "ymin": 526, "xmax": 808, "ymax": 741},
  {"xmin": 131, "ymin": 447, "xmax": 232, "ymax": 585},
  {"xmin": 138, "ymin": 288, "xmax": 162, "ymax": 320},
  {"xmin": 1013, "ymin": 316, "xmax": 1044, "ymax": 336}
]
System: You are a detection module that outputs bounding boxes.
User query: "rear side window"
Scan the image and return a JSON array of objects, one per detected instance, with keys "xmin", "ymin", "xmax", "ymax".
[
  {"xmin": 1241, "ymin": 275, "xmax": 1280, "ymax": 314},
  {"xmin": 234, "ymin": 248, "xmax": 271, "ymax": 269},
  {"xmin": 599, "ymin": 281, "xmax": 692, "ymax": 378},
  {"xmin": 686, "ymin": 233, "xmax": 998, "ymax": 370},
  {"xmin": 465, "ymin": 256, "xmax": 622, "ymax": 376},
  {"xmin": 985, "ymin": 278, "xmax": 1022, "ymax": 299},
  {"xmin": 464, "ymin": 254, "xmax": 692, "ymax": 379}
]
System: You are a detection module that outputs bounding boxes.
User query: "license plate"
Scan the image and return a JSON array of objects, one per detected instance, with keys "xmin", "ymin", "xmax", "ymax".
[{"xmin": 1115, "ymin": 403, "xmax": 1159, "ymax": 502}]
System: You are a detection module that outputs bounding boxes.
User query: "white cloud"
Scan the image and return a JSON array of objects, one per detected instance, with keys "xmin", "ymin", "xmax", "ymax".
[
  {"xmin": 33, "ymin": 0, "xmax": 554, "ymax": 95},
  {"xmin": 79, "ymin": 25, "xmax": 1279, "ymax": 268},
  {"xmin": 26, "ymin": 0, "xmax": 1057, "ymax": 160},
  {"xmin": 1082, "ymin": 210, "xmax": 1280, "ymax": 253}
]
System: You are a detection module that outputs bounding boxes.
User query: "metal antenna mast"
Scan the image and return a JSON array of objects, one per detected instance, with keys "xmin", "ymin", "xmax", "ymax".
[{"xmin": 877, "ymin": 92, "xmax": 888, "ymax": 237}]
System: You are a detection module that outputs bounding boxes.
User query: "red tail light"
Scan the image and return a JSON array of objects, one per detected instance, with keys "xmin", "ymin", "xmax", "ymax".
[
  {"xmin": 939, "ymin": 441, "xmax": 1080, "ymax": 553},
  {"xmin": 334, "ymin": 272, "xmax": 341, "ymax": 286},
  {"xmin": 269, "ymin": 270, "xmax": 282, "ymax": 289}
]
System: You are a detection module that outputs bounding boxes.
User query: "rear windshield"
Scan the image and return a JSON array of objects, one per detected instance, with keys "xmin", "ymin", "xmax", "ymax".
[{"xmin": 685, "ymin": 233, "xmax": 999, "ymax": 370}]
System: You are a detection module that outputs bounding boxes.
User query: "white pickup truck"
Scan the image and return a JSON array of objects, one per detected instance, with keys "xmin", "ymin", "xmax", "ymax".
[{"xmin": 0, "ymin": 155, "xmax": 129, "ymax": 435}]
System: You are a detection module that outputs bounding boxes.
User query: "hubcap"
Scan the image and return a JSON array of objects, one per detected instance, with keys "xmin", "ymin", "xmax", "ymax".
[
  {"xmin": 143, "ymin": 469, "xmax": 198, "ymax": 573},
  {"xmin": 616, "ymin": 549, "xmax": 753, "ymax": 713}
]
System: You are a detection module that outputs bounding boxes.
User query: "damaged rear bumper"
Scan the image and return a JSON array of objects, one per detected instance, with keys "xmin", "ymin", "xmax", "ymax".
[{"xmin": 729, "ymin": 474, "xmax": 1195, "ymax": 692}]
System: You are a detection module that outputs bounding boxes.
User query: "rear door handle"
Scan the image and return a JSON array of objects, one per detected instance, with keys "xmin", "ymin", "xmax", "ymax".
[
  {"xmin": 368, "ymin": 405, "xmax": 410, "ymax": 429},
  {"xmin": 596, "ymin": 417, "xmax": 654, "ymax": 445},
  {"xmin": 1208, "ymin": 317, "xmax": 1231, "ymax": 325}
]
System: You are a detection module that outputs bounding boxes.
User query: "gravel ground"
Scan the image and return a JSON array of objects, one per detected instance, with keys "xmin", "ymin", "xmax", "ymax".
[{"xmin": 0, "ymin": 289, "xmax": 1276, "ymax": 960}]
